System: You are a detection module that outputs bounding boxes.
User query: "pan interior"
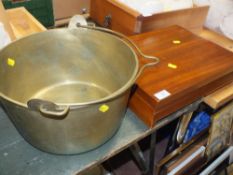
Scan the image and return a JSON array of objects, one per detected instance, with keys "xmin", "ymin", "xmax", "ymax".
[
  {"xmin": 31, "ymin": 81, "xmax": 111, "ymax": 104},
  {"xmin": 0, "ymin": 28, "xmax": 137, "ymax": 105}
]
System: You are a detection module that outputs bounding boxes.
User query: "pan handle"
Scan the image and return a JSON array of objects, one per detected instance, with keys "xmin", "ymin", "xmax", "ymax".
[
  {"xmin": 27, "ymin": 99, "xmax": 70, "ymax": 119},
  {"xmin": 76, "ymin": 24, "xmax": 160, "ymax": 79}
]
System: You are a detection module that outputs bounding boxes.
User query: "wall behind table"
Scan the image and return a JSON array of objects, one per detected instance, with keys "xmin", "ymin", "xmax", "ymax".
[{"xmin": 53, "ymin": 0, "xmax": 90, "ymax": 21}]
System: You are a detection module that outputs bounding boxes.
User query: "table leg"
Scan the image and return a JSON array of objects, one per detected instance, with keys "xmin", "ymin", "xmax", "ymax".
[
  {"xmin": 129, "ymin": 143, "xmax": 148, "ymax": 174},
  {"xmin": 148, "ymin": 131, "xmax": 157, "ymax": 175}
]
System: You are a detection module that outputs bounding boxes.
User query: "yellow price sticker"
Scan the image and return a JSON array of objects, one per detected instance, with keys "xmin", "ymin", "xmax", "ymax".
[
  {"xmin": 172, "ymin": 40, "xmax": 181, "ymax": 44},
  {"xmin": 99, "ymin": 104, "xmax": 109, "ymax": 113},
  {"xmin": 168, "ymin": 63, "xmax": 177, "ymax": 69},
  {"xmin": 7, "ymin": 58, "xmax": 15, "ymax": 67}
]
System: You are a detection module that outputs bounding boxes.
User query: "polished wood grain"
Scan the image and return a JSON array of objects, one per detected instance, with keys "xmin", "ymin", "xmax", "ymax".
[
  {"xmin": 90, "ymin": 0, "xmax": 141, "ymax": 35},
  {"xmin": 204, "ymin": 82, "xmax": 233, "ymax": 109},
  {"xmin": 90, "ymin": 0, "xmax": 209, "ymax": 35},
  {"xmin": 129, "ymin": 26, "xmax": 233, "ymax": 127}
]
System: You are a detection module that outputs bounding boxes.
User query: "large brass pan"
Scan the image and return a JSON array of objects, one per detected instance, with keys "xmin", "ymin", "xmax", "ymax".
[{"xmin": 0, "ymin": 26, "xmax": 159, "ymax": 154}]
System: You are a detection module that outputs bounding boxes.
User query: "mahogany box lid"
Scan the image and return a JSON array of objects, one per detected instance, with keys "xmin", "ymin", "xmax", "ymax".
[{"xmin": 129, "ymin": 26, "xmax": 233, "ymax": 127}]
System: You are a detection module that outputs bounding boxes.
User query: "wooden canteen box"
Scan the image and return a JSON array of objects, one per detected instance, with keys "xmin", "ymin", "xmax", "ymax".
[
  {"xmin": 128, "ymin": 26, "xmax": 233, "ymax": 127},
  {"xmin": 90, "ymin": 0, "xmax": 209, "ymax": 35}
]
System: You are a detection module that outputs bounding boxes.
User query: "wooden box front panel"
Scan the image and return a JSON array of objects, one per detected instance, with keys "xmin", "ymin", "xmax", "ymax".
[{"xmin": 90, "ymin": 0, "xmax": 140, "ymax": 35}]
